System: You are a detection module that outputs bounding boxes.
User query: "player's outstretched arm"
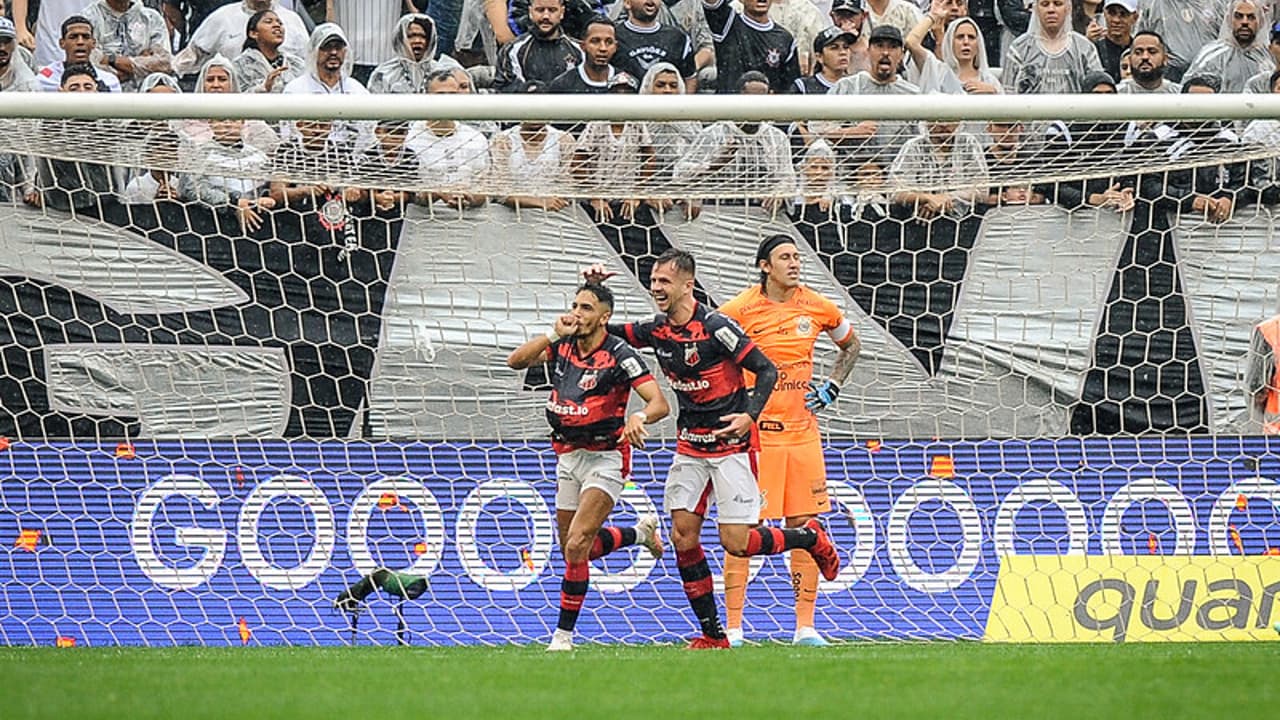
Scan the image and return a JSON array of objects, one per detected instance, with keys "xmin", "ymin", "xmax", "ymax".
[
  {"xmin": 621, "ymin": 380, "xmax": 670, "ymax": 449},
  {"xmin": 506, "ymin": 314, "xmax": 577, "ymax": 369}
]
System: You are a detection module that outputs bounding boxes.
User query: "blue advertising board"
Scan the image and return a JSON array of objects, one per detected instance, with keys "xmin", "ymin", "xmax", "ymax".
[{"xmin": 2, "ymin": 437, "xmax": 1278, "ymax": 646}]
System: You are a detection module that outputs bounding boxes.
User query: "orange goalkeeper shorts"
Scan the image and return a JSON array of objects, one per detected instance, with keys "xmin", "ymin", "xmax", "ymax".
[{"xmin": 755, "ymin": 434, "xmax": 830, "ymax": 520}]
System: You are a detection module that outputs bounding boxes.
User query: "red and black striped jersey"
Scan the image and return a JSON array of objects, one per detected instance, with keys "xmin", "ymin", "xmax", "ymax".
[
  {"xmin": 617, "ymin": 302, "xmax": 757, "ymax": 457},
  {"xmin": 546, "ymin": 334, "xmax": 653, "ymax": 453}
]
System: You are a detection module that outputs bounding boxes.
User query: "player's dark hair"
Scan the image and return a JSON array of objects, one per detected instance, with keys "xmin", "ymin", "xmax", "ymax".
[
  {"xmin": 755, "ymin": 234, "xmax": 794, "ymax": 289},
  {"xmin": 654, "ymin": 248, "xmax": 695, "ymax": 277},
  {"xmin": 60, "ymin": 15, "xmax": 92, "ymax": 38},
  {"xmin": 1131, "ymin": 30, "xmax": 1166, "ymax": 51},
  {"xmin": 578, "ymin": 282, "xmax": 614, "ymax": 311}
]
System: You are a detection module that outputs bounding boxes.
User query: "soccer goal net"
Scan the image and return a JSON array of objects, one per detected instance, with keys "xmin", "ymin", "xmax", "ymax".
[{"xmin": 1, "ymin": 93, "xmax": 1279, "ymax": 647}]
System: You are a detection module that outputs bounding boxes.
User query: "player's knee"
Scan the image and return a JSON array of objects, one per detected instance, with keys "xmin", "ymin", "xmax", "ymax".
[
  {"xmin": 721, "ymin": 537, "xmax": 750, "ymax": 557},
  {"xmin": 562, "ymin": 531, "xmax": 593, "ymax": 562},
  {"xmin": 669, "ymin": 525, "xmax": 701, "ymax": 552}
]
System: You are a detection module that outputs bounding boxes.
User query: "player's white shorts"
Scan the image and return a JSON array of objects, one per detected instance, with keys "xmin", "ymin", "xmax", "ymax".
[
  {"xmin": 555, "ymin": 448, "xmax": 627, "ymax": 511},
  {"xmin": 664, "ymin": 451, "xmax": 761, "ymax": 525}
]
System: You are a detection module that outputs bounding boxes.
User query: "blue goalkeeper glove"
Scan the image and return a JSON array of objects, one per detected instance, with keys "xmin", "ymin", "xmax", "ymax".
[{"xmin": 805, "ymin": 380, "xmax": 840, "ymax": 412}]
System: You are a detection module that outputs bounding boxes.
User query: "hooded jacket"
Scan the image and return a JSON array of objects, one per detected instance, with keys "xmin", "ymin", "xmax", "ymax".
[
  {"xmin": 367, "ymin": 14, "xmax": 462, "ymax": 94},
  {"xmin": 81, "ymin": 0, "xmax": 172, "ymax": 91},
  {"xmin": 283, "ymin": 23, "xmax": 370, "ymax": 95}
]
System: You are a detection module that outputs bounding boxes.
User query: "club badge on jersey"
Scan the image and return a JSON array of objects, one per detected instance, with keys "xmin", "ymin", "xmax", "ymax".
[
  {"xmin": 578, "ymin": 370, "xmax": 598, "ymax": 391},
  {"xmin": 684, "ymin": 344, "xmax": 700, "ymax": 366}
]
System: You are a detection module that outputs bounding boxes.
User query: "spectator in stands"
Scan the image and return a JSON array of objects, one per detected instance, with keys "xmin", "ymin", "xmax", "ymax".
[
  {"xmin": 1244, "ymin": 21, "xmax": 1280, "ymax": 93},
  {"xmin": 906, "ymin": 8, "xmax": 1001, "ymax": 94},
  {"xmin": 1244, "ymin": 70, "xmax": 1280, "ymax": 204},
  {"xmin": 357, "ymin": 120, "xmax": 420, "ymax": 213},
  {"xmin": 794, "ymin": 25, "xmax": 855, "ymax": 94},
  {"xmin": 829, "ymin": 0, "xmax": 870, "ymax": 74},
  {"xmin": 233, "ymin": 9, "xmax": 305, "ymax": 93},
  {"xmin": 1036, "ymin": 71, "xmax": 1137, "ymax": 211},
  {"xmin": 1118, "ymin": 47, "xmax": 1130, "ymax": 79},
  {"xmin": 967, "ymin": 0, "xmax": 1001, "ymax": 66},
  {"xmin": 917, "ymin": 0, "xmax": 967, "ymax": 61},
  {"xmin": 548, "ymin": 16, "xmax": 622, "ymax": 92},
  {"xmin": 792, "ymin": 138, "xmax": 840, "ymax": 214},
  {"xmin": 0, "ymin": 17, "xmax": 36, "ymax": 206},
  {"xmin": 284, "ymin": 23, "xmax": 369, "ymax": 95},
  {"xmin": 37, "ymin": 15, "xmax": 122, "ymax": 92},
  {"xmin": 994, "ymin": 0, "xmax": 1031, "ymax": 63},
  {"xmin": 367, "ymin": 14, "xmax": 462, "ymax": 94},
  {"xmin": 608, "ymin": 0, "xmax": 714, "ymax": 80},
  {"xmin": 1117, "ymin": 31, "xmax": 1180, "ymax": 93},
  {"xmin": 37, "ymin": 63, "xmax": 115, "ymax": 214},
  {"xmin": 1136, "ymin": 0, "xmax": 1228, "ymax": 82},
  {"xmin": 1185, "ymin": 0, "xmax": 1274, "ymax": 94},
  {"xmin": 451, "ymin": 67, "xmax": 501, "ymax": 137},
  {"xmin": 509, "ymin": 0, "xmax": 609, "ymax": 40},
  {"xmin": 188, "ymin": 55, "xmax": 281, "ymax": 152},
  {"xmin": 674, "ymin": 71, "xmax": 796, "ymax": 207},
  {"xmin": 409, "ymin": 69, "xmax": 489, "ymax": 209},
  {"xmin": 325, "ymin": 0, "xmax": 402, "ymax": 86},
  {"xmin": 982, "ymin": 120, "xmax": 1045, "ymax": 206},
  {"xmin": 270, "ymin": 118, "xmax": 362, "ymax": 213},
  {"xmin": 571, "ymin": 75, "xmax": 654, "ymax": 220},
  {"xmin": 12, "ymin": 0, "xmax": 85, "ymax": 68},
  {"xmin": 1092, "ymin": 0, "xmax": 1135, "ymax": 83},
  {"xmin": 175, "ymin": 0, "xmax": 310, "ymax": 76},
  {"xmin": 493, "ymin": 0, "xmax": 584, "ymax": 92},
  {"xmin": 890, "ymin": 120, "xmax": 988, "ymax": 220},
  {"xmin": 757, "ymin": 0, "xmax": 829, "ymax": 76},
  {"xmin": 489, "ymin": 86, "xmax": 573, "ymax": 211},
  {"xmin": 613, "ymin": 0, "xmax": 698, "ymax": 93},
  {"xmin": 0, "ymin": 17, "xmax": 36, "ymax": 92},
  {"xmin": 122, "ymin": 72, "xmax": 184, "ymax": 205},
  {"xmin": 81, "ymin": 0, "xmax": 172, "ymax": 92},
  {"xmin": 864, "ymin": 0, "xmax": 923, "ymax": 37},
  {"xmin": 1069, "ymin": 0, "xmax": 1103, "ymax": 39},
  {"xmin": 1002, "ymin": 0, "xmax": 1103, "ymax": 94},
  {"xmin": 1139, "ymin": 75, "xmax": 1248, "ymax": 225},
  {"xmin": 822, "ymin": 25, "xmax": 920, "ymax": 170},
  {"xmin": 181, "ymin": 117, "xmax": 277, "ymax": 232},
  {"xmin": 639, "ymin": 61, "xmax": 702, "ymax": 213},
  {"xmin": 702, "ymin": 0, "xmax": 801, "ymax": 93}
]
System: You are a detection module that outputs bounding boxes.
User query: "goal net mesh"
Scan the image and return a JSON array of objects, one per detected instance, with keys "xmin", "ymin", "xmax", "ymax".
[{"xmin": 2, "ymin": 107, "xmax": 1280, "ymax": 646}]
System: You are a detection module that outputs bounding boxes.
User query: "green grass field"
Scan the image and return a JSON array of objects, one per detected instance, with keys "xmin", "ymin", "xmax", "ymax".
[{"xmin": 2, "ymin": 642, "xmax": 1275, "ymax": 719}]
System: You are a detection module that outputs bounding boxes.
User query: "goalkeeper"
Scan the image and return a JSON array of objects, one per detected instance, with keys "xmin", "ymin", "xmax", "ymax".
[
  {"xmin": 507, "ymin": 282, "xmax": 670, "ymax": 651},
  {"xmin": 717, "ymin": 235, "xmax": 861, "ymax": 646}
]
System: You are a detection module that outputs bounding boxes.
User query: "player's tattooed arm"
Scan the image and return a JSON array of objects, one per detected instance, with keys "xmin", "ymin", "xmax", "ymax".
[{"xmin": 829, "ymin": 329, "xmax": 862, "ymax": 386}]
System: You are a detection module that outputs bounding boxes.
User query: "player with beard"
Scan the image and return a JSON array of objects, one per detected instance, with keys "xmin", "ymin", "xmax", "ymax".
[
  {"xmin": 1118, "ymin": 31, "xmax": 1181, "ymax": 93},
  {"xmin": 613, "ymin": 0, "xmax": 698, "ymax": 92},
  {"xmin": 549, "ymin": 16, "xmax": 622, "ymax": 92},
  {"xmin": 586, "ymin": 249, "xmax": 841, "ymax": 649},
  {"xmin": 495, "ymin": 0, "xmax": 584, "ymax": 92},
  {"xmin": 702, "ymin": 0, "xmax": 801, "ymax": 93},
  {"xmin": 507, "ymin": 283, "xmax": 670, "ymax": 652}
]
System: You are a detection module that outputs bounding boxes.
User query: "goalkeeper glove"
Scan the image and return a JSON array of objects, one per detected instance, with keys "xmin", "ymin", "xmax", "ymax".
[{"xmin": 804, "ymin": 379, "xmax": 840, "ymax": 412}]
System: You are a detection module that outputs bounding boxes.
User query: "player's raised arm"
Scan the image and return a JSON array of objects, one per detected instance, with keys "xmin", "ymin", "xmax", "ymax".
[
  {"xmin": 622, "ymin": 379, "xmax": 670, "ymax": 449},
  {"xmin": 506, "ymin": 313, "xmax": 578, "ymax": 369}
]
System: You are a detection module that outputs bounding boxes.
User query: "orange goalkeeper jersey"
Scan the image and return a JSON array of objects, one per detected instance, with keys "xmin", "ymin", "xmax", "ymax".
[{"xmin": 720, "ymin": 285, "xmax": 854, "ymax": 441}]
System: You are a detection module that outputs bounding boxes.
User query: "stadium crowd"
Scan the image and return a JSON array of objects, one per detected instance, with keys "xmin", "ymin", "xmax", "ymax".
[{"xmin": 1, "ymin": 0, "xmax": 1280, "ymax": 225}]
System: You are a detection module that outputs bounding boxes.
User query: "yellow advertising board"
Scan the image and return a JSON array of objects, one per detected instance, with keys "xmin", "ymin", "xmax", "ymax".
[{"xmin": 984, "ymin": 556, "xmax": 1280, "ymax": 642}]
